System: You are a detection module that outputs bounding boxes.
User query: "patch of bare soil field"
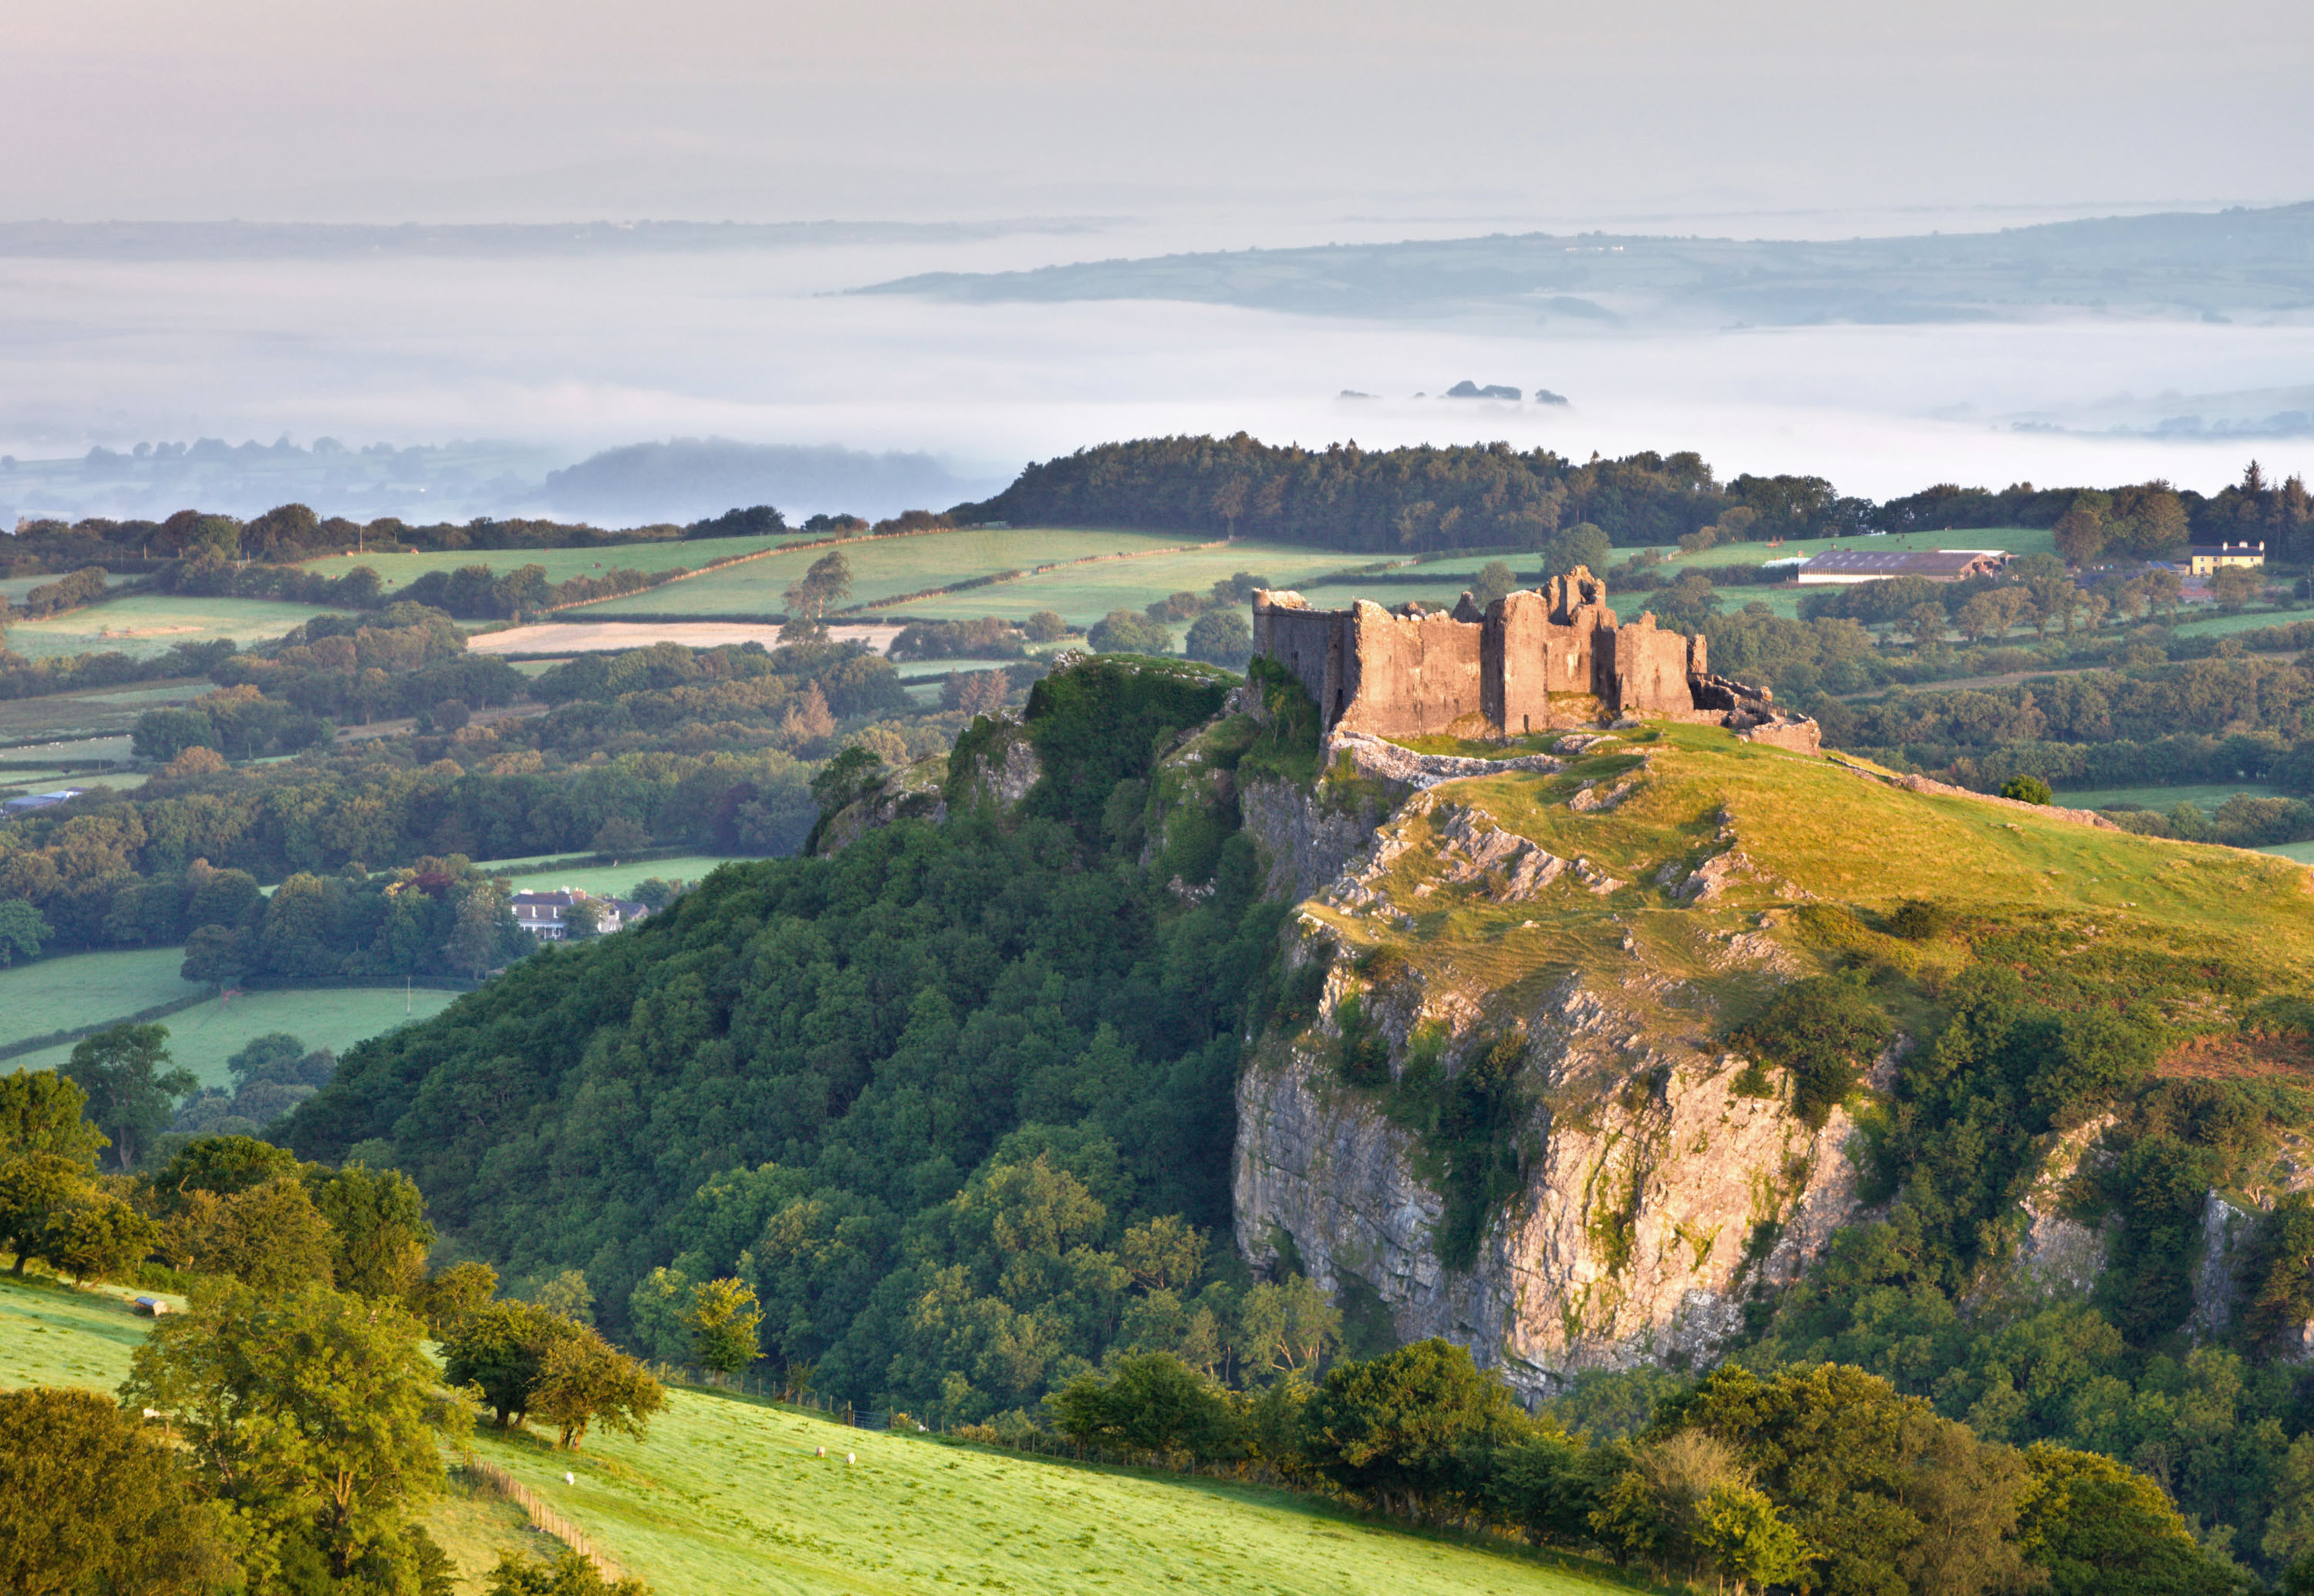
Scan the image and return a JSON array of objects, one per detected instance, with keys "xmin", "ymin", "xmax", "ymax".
[{"xmin": 467, "ymin": 621, "xmax": 905, "ymax": 656}]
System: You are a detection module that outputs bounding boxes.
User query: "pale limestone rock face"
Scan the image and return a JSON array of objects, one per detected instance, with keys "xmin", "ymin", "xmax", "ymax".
[
  {"xmin": 1239, "ymin": 779, "xmax": 1387, "ymax": 904},
  {"xmin": 814, "ymin": 754, "xmax": 950, "ymax": 855},
  {"xmin": 2003, "ymin": 1115, "xmax": 2117, "ymax": 1301},
  {"xmin": 1235, "ymin": 963, "xmax": 1873, "ymax": 1400},
  {"xmin": 950, "ymin": 719, "xmax": 1043, "ymax": 808},
  {"xmin": 2188, "ymin": 1191, "xmax": 2262, "ymax": 1341}
]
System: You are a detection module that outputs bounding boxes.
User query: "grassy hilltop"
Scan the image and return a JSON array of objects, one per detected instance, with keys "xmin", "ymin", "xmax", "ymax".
[{"xmin": 1314, "ymin": 721, "xmax": 2314, "ymax": 1028}]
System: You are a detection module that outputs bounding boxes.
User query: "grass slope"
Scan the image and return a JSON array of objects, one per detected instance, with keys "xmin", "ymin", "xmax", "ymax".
[
  {"xmin": 1317, "ymin": 723, "xmax": 2314, "ymax": 1042},
  {"xmin": 0, "ymin": 1276, "xmax": 1628, "ymax": 1596},
  {"xmin": 0, "ymin": 1273, "xmax": 161, "ymax": 1392},
  {"xmin": 467, "ymin": 1391, "xmax": 1623, "ymax": 1596}
]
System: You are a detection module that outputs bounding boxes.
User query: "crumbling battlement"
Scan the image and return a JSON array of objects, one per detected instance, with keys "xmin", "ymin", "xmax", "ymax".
[{"xmin": 1252, "ymin": 568, "xmax": 1818, "ymax": 751}]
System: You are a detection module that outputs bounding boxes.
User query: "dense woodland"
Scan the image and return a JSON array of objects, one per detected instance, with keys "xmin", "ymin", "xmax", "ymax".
[{"xmin": 953, "ymin": 434, "xmax": 2314, "ymax": 556}]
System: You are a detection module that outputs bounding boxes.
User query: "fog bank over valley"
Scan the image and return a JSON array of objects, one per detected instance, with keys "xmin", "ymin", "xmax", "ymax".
[{"xmin": 4, "ymin": 204, "xmax": 2312, "ymax": 526}]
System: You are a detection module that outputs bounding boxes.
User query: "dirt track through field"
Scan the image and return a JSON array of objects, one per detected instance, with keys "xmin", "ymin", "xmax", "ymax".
[{"xmin": 467, "ymin": 621, "xmax": 905, "ymax": 656}]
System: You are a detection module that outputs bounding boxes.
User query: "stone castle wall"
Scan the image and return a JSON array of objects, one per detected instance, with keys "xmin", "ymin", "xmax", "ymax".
[{"xmin": 1253, "ymin": 568, "xmax": 1768, "ymax": 740}]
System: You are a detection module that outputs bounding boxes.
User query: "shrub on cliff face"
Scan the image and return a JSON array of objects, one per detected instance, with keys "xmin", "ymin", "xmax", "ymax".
[{"xmin": 1734, "ymin": 977, "xmax": 1891, "ymax": 1129}]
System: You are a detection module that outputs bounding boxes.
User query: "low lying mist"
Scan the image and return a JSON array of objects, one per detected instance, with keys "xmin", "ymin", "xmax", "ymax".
[{"xmin": 3, "ymin": 212, "xmax": 2309, "ymax": 528}]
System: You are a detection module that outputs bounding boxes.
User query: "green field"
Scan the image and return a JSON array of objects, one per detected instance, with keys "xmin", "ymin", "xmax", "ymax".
[
  {"xmin": 0, "ymin": 1274, "xmax": 164, "ymax": 1392},
  {"xmin": 0, "ymin": 679, "xmax": 207, "ymax": 744},
  {"xmin": 0, "ymin": 572, "xmax": 136, "ymax": 604},
  {"xmin": 485, "ymin": 853, "xmax": 735, "ymax": 899},
  {"xmin": 2258, "ymin": 841, "xmax": 2314, "ymax": 864},
  {"xmin": 2167, "ymin": 602, "xmax": 2314, "ymax": 639},
  {"xmin": 2059, "ymin": 781, "xmax": 2279, "ymax": 810},
  {"xmin": 5, "ymin": 975, "xmax": 460, "ymax": 1088},
  {"xmin": 0, "ymin": 766, "xmax": 146, "ymax": 800},
  {"xmin": 0, "ymin": 676, "xmax": 206, "ymax": 746},
  {"xmin": 571, "ymin": 528, "xmax": 1215, "ymax": 619},
  {"xmin": 0, "ymin": 947, "xmax": 203, "ymax": 1050},
  {"xmin": 464, "ymin": 1391, "xmax": 1620, "ymax": 1596},
  {"xmin": 295, "ymin": 535, "xmax": 803, "ymax": 588},
  {"xmin": 0, "ymin": 1273, "xmax": 1624, "ymax": 1596},
  {"xmin": 5, "ymin": 595, "xmax": 338, "ymax": 660},
  {"xmin": 899, "ymin": 539, "xmax": 1366, "ymax": 629}
]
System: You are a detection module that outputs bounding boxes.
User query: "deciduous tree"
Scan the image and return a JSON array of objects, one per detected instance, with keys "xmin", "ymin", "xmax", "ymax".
[
  {"xmin": 0, "ymin": 1386, "xmax": 233, "ymax": 1596},
  {"xmin": 685, "ymin": 1276, "xmax": 764, "ymax": 1377},
  {"xmin": 123, "ymin": 1280, "xmax": 459, "ymax": 1586},
  {"xmin": 66, "ymin": 1023, "xmax": 197, "ymax": 1171}
]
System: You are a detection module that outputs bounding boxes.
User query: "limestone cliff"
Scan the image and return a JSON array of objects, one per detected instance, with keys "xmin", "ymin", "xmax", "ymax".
[{"xmin": 1226, "ymin": 724, "xmax": 1894, "ymax": 1395}]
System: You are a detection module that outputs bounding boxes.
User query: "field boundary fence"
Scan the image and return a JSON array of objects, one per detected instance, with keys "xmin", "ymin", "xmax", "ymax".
[
  {"xmin": 0, "ymin": 991, "xmax": 214, "ymax": 1063},
  {"xmin": 540, "ymin": 524, "xmax": 963, "ymax": 619},
  {"xmin": 461, "ymin": 1457, "xmax": 628, "ymax": 1582}
]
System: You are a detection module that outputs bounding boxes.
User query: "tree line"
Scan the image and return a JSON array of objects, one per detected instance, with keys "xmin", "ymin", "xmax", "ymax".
[
  {"xmin": 952, "ymin": 436, "xmax": 2313, "ymax": 558},
  {"xmin": 1004, "ymin": 1339, "xmax": 2241, "ymax": 1596}
]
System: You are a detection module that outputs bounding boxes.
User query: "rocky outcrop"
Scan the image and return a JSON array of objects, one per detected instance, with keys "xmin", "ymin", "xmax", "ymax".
[
  {"xmin": 1236, "ymin": 960, "xmax": 1874, "ymax": 1400},
  {"xmin": 2003, "ymin": 1115, "xmax": 2117, "ymax": 1301},
  {"xmin": 1242, "ymin": 779, "xmax": 1385, "ymax": 903},
  {"xmin": 1327, "ymin": 731, "xmax": 1567, "ymax": 792},
  {"xmin": 815, "ymin": 754, "xmax": 950, "ymax": 854},
  {"xmin": 946, "ymin": 717, "xmax": 1043, "ymax": 808},
  {"xmin": 2188, "ymin": 1191, "xmax": 2262, "ymax": 1341}
]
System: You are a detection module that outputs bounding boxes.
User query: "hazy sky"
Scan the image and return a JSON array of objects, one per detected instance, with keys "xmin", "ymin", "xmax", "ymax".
[
  {"xmin": 11, "ymin": 0, "xmax": 2312, "ymax": 223},
  {"xmin": 5, "ymin": 1, "xmax": 2309, "ymax": 516}
]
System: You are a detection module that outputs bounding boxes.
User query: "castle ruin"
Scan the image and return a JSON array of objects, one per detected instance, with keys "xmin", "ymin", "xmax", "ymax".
[{"xmin": 1251, "ymin": 569, "xmax": 1819, "ymax": 751}]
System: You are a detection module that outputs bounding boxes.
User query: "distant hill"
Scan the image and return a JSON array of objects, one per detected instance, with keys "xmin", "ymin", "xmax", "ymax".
[
  {"xmin": 859, "ymin": 201, "xmax": 2314, "ymax": 326},
  {"xmin": 540, "ymin": 438, "xmax": 995, "ymax": 522}
]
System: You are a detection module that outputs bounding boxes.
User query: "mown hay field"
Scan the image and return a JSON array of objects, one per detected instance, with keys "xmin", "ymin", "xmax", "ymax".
[
  {"xmin": 571, "ymin": 528, "xmax": 1213, "ymax": 619},
  {"xmin": 5, "ymin": 595, "xmax": 339, "ymax": 660}
]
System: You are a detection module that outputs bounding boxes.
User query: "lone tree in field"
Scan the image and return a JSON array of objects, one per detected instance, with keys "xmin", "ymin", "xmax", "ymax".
[
  {"xmin": 684, "ymin": 1277, "xmax": 764, "ymax": 1379},
  {"xmin": 782, "ymin": 551, "xmax": 852, "ymax": 625},
  {"xmin": 531, "ymin": 1334, "xmax": 666, "ymax": 1453},
  {"xmin": 65, "ymin": 1024, "xmax": 196, "ymax": 1171}
]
